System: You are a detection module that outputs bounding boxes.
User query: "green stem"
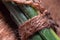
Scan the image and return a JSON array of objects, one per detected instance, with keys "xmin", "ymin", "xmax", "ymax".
[
  {"xmin": 50, "ymin": 28, "xmax": 60, "ymax": 40},
  {"xmin": 19, "ymin": 5, "xmax": 60, "ymax": 40},
  {"xmin": 3, "ymin": 2, "xmax": 43, "ymax": 40},
  {"xmin": 3, "ymin": 1, "xmax": 60, "ymax": 40}
]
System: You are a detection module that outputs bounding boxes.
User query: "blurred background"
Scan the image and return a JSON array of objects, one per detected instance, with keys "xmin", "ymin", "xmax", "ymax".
[{"xmin": 41, "ymin": 0, "xmax": 60, "ymax": 26}]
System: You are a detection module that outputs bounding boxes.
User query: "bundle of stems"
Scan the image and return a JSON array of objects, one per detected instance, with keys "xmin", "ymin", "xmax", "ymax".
[
  {"xmin": 3, "ymin": 1, "xmax": 60, "ymax": 40},
  {"xmin": 18, "ymin": 5, "xmax": 60, "ymax": 40}
]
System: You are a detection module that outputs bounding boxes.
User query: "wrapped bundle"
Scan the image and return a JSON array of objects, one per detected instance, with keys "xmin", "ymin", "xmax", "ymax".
[{"xmin": 2, "ymin": 0, "xmax": 60, "ymax": 40}]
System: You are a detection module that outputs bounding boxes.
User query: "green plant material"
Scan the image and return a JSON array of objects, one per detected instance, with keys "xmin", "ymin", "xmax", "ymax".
[
  {"xmin": 30, "ymin": 34, "xmax": 42, "ymax": 40},
  {"xmin": 39, "ymin": 28, "xmax": 58, "ymax": 40},
  {"xmin": 13, "ymin": 3, "xmax": 42, "ymax": 40},
  {"xmin": 19, "ymin": 5, "xmax": 38, "ymax": 18},
  {"xmin": 12, "ymin": 6, "xmax": 27, "ymax": 23},
  {"xmin": 19, "ymin": 5, "xmax": 43, "ymax": 40},
  {"xmin": 19, "ymin": 5, "xmax": 60, "ymax": 40},
  {"xmin": 3, "ymin": 1, "xmax": 60, "ymax": 40},
  {"xmin": 50, "ymin": 28, "xmax": 60, "ymax": 40},
  {"xmin": 39, "ymin": 28, "xmax": 60, "ymax": 40},
  {"xmin": 3, "ymin": 2, "xmax": 42, "ymax": 40},
  {"xmin": 3, "ymin": 2, "xmax": 27, "ymax": 25}
]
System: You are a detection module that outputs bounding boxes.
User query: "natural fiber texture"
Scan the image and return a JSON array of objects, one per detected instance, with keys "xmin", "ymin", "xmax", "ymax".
[
  {"xmin": 4, "ymin": 0, "xmax": 59, "ymax": 39},
  {"xmin": 19, "ymin": 12, "xmax": 55, "ymax": 40}
]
